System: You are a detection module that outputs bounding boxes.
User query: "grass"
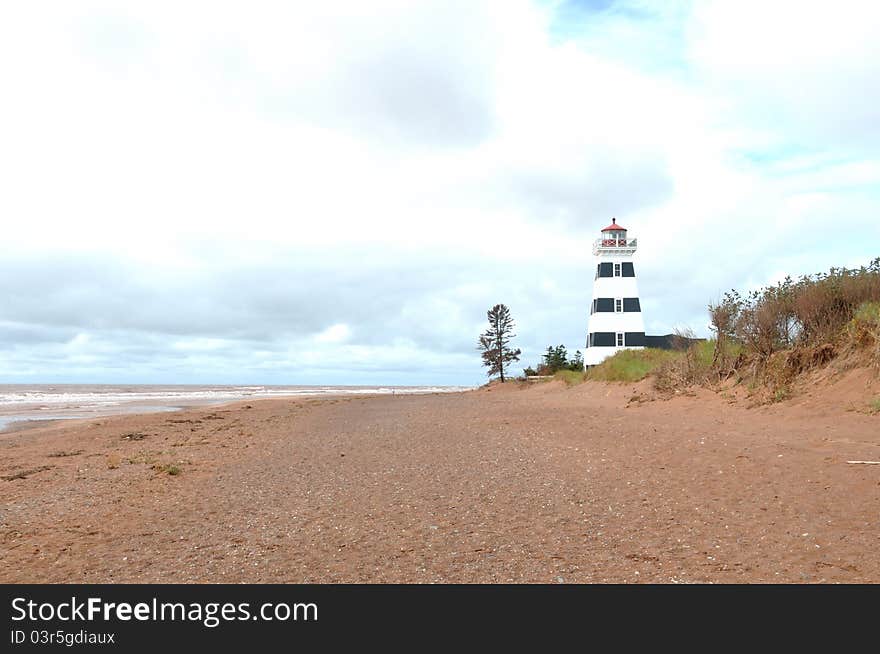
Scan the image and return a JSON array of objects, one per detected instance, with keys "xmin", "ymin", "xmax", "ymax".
[
  {"xmin": 552, "ymin": 369, "xmax": 588, "ymax": 385},
  {"xmin": 2, "ymin": 465, "xmax": 53, "ymax": 481},
  {"xmin": 153, "ymin": 463, "xmax": 182, "ymax": 476},
  {"xmin": 143, "ymin": 457, "xmax": 184, "ymax": 477},
  {"xmin": 869, "ymin": 397, "xmax": 880, "ymax": 415},
  {"xmin": 546, "ymin": 347, "xmax": 683, "ymax": 385},
  {"xmin": 849, "ymin": 301, "xmax": 880, "ymax": 367},
  {"xmin": 772, "ymin": 385, "xmax": 792, "ymax": 403},
  {"xmin": 693, "ymin": 339, "xmax": 716, "ymax": 368},
  {"xmin": 46, "ymin": 449, "xmax": 83, "ymax": 458},
  {"xmin": 852, "ymin": 300, "xmax": 880, "ymax": 325},
  {"xmin": 586, "ymin": 348, "xmax": 681, "ymax": 382}
]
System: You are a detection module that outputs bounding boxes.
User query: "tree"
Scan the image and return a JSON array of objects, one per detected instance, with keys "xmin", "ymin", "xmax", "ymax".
[
  {"xmin": 542, "ymin": 345, "xmax": 568, "ymax": 372},
  {"xmin": 478, "ymin": 304, "xmax": 521, "ymax": 382},
  {"xmin": 528, "ymin": 345, "xmax": 584, "ymax": 375}
]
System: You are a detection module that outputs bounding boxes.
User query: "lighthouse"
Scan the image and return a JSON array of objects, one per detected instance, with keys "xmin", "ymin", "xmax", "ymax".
[{"xmin": 584, "ymin": 218, "xmax": 646, "ymax": 367}]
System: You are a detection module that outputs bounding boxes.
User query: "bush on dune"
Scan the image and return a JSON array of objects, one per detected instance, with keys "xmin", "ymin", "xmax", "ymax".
[
  {"xmin": 698, "ymin": 258, "xmax": 880, "ymax": 397},
  {"xmin": 709, "ymin": 259, "xmax": 879, "ymax": 365}
]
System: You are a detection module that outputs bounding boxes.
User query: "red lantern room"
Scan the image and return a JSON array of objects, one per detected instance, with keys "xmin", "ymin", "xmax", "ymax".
[{"xmin": 600, "ymin": 217, "xmax": 627, "ymax": 246}]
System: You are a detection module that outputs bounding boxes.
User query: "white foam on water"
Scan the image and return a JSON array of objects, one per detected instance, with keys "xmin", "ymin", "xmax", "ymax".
[{"xmin": 0, "ymin": 384, "xmax": 473, "ymax": 432}]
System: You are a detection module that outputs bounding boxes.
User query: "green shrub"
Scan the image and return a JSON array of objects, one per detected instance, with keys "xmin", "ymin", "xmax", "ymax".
[{"xmin": 531, "ymin": 345, "xmax": 584, "ymax": 375}]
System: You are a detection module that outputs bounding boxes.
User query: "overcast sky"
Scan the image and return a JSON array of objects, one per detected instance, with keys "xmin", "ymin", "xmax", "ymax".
[{"xmin": 1, "ymin": 0, "xmax": 879, "ymax": 386}]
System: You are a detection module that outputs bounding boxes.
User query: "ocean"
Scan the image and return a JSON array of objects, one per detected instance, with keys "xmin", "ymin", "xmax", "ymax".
[{"xmin": 0, "ymin": 384, "xmax": 472, "ymax": 432}]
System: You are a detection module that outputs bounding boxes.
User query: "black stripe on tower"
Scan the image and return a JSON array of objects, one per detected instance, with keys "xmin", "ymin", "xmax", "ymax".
[
  {"xmin": 596, "ymin": 262, "xmax": 636, "ymax": 278},
  {"xmin": 587, "ymin": 332, "xmax": 646, "ymax": 347},
  {"xmin": 590, "ymin": 298, "xmax": 641, "ymax": 313}
]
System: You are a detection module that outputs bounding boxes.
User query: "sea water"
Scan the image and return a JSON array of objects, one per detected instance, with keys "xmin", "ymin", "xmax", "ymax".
[{"xmin": 0, "ymin": 384, "xmax": 471, "ymax": 432}]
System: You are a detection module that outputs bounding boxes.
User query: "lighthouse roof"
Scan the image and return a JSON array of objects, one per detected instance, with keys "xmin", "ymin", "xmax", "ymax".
[{"xmin": 601, "ymin": 218, "xmax": 626, "ymax": 232}]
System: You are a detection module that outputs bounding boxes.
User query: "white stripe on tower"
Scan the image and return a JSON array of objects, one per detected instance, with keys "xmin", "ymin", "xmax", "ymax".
[{"xmin": 584, "ymin": 217, "xmax": 646, "ymax": 368}]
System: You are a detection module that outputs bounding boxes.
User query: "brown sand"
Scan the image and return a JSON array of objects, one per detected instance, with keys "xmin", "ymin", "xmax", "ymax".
[{"xmin": 2, "ymin": 376, "xmax": 879, "ymax": 583}]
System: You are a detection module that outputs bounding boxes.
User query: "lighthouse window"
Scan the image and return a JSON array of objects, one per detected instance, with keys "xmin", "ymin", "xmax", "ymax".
[
  {"xmin": 615, "ymin": 298, "xmax": 622, "ymax": 313},
  {"xmin": 616, "ymin": 333, "xmax": 624, "ymax": 347},
  {"xmin": 614, "ymin": 263, "xmax": 621, "ymax": 277},
  {"xmin": 623, "ymin": 298, "xmax": 641, "ymax": 312},
  {"xmin": 598, "ymin": 262, "xmax": 613, "ymax": 278},
  {"xmin": 595, "ymin": 298, "xmax": 614, "ymax": 312},
  {"xmin": 622, "ymin": 262, "xmax": 635, "ymax": 277}
]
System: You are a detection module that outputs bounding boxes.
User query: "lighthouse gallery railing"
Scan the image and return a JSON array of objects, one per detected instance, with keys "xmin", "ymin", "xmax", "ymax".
[{"xmin": 592, "ymin": 237, "xmax": 637, "ymax": 256}]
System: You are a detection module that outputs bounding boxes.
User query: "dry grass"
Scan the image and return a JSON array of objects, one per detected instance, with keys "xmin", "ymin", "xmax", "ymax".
[
  {"xmin": 653, "ymin": 340, "xmax": 715, "ymax": 392},
  {"xmin": 153, "ymin": 462, "xmax": 182, "ymax": 476},
  {"xmin": 846, "ymin": 301, "xmax": 880, "ymax": 369},
  {"xmin": 2, "ymin": 465, "xmax": 53, "ymax": 481},
  {"xmin": 46, "ymin": 449, "xmax": 83, "ymax": 458}
]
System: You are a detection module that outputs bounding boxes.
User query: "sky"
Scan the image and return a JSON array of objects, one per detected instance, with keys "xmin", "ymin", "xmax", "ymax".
[{"xmin": 1, "ymin": 0, "xmax": 879, "ymax": 386}]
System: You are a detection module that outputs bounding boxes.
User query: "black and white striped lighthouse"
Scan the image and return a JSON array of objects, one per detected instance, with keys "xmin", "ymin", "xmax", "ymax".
[{"xmin": 584, "ymin": 218, "xmax": 646, "ymax": 367}]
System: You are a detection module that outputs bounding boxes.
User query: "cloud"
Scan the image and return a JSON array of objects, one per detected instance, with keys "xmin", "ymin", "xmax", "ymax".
[
  {"xmin": 313, "ymin": 324, "xmax": 352, "ymax": 345},
  {"xmin": 688, "ymin": 0, "xmax": 880, "ymax": 152}
]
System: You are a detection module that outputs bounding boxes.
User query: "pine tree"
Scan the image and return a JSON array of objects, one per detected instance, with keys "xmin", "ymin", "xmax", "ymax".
[
  {"xmin": 542, "ymin": 345, "xmax": 568, "ymax": 372},
  {"xmin": 478, "ymin": 304, "xmax": 521, "ymax": 382}
]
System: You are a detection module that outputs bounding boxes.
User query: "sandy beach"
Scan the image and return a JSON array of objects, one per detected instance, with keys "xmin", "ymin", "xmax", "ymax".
[{"xmin": 2, "ymin": 377, "xmax": 879, "ymax": 583}]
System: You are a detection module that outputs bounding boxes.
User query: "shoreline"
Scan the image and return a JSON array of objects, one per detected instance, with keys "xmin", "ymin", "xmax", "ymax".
[
  {"xmin": 2, "ymin": 378, "xmax": 878, "ymax": 583},
  {"xmin": 0, "ymin": 385, "xmax": 472, "ymax": 435}
]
